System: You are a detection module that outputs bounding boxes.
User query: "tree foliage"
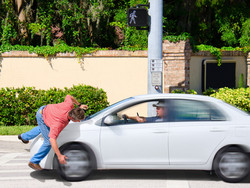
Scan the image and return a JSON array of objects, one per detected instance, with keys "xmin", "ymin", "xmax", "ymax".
[
  {"xmin": 163, "ymin": 0, "xmax": 249, "ymax": 47},
  {"xmin": 0, "ymin": 0, "xmax": 249, "ymax": 48}
]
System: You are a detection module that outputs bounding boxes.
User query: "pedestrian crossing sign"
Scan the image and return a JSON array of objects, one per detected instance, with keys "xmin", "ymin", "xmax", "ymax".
[{"xmin": 127, "ymin": 8, "xmax": 149, "ymax": 27}]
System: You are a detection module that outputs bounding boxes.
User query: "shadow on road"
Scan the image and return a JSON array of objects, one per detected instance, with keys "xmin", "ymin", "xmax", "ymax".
[
  {"xmin": 30, "ymin": 170, "xmax": 72, "ymax": 186},
  {"xmin": 31, "ymin": 169, "xmax": 250, "ymax": 184},
  {"xmin": 89, "ymin": 170, "xmax": 220, "ymax": 181}
]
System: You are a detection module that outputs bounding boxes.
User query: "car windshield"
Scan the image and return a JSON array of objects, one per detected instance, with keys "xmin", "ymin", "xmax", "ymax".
[{"xmin": 85, "ymin": 97, "xmax": 134, "ymax": 120}]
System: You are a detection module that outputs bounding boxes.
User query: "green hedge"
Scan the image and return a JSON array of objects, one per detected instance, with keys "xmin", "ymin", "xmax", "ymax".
[
  {"xmin": 0, "ymin": 85, "xmax": 109, "ymax": 126},
  {"xmin": 171, "ymin": 89, "xmax": 197, "ymax": 95},
  {"xmin": 171, "ymin": 87, "xmax": 250, "ymax": 112},
  {"xmin": 210, "ymin": 87, "xmax": 250, "ymax": 112}
]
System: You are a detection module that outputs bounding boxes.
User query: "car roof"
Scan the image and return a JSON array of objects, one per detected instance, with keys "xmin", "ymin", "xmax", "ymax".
[{"xmin": 132, "ymin": 93, "xmax": 223, "ymax": 103}]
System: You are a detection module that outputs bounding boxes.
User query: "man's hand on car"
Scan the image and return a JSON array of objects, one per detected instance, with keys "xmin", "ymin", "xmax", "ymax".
[
  {"xmin": 80, "ymin": 105, "xmax": 88, "ymax": 110},
  {"xmin": 58, "ymin": 154, "xmax": 68, "ymax": 164}
]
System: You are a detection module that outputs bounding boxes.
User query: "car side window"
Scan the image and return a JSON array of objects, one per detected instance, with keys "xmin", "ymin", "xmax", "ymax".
[
  {"xmin": 104, "ymin": 100, "xmax": 168, "ymax": 126},
  {"xmin": 172, "ymin": 99, "xmax": 226, "ymax": 122}
]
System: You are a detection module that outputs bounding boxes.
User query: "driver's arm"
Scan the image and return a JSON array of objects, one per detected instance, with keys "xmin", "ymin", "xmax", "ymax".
[{"xmin": 124, "ymin": 114, "xmax": 146, "ymax": 123}]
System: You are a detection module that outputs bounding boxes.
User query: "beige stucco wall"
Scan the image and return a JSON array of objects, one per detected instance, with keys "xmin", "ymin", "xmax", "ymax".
[
  {"xmin": 0, "ymin": 57, "xmax": 148, "ymax": 104},
  {"xmin": 190, "ymin": 56, "xmax": 246, "ymax": 94}
]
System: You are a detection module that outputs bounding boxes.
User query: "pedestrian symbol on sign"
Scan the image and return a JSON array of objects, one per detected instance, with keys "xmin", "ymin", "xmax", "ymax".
[
  {"xmin": 127, "ymin": 8, "xmax": 149, "ymax": 27},
  {"xmin": 129, "ymin": 10, "xmax": 137, "ymax": 24}
]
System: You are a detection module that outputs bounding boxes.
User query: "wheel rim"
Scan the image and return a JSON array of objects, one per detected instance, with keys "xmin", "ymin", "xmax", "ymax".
[
  {"xmin": 219, "ymin": 152, "xmax": 249, "ymax": 179},
  {"xmin": 60, "ymin": 149, "xmax": 91, "ymax": 178}
]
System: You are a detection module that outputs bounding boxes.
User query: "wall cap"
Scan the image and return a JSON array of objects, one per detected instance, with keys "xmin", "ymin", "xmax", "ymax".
[{"xmin": 0, "ymin": 50, "xmax": 148, "ymax": 58}]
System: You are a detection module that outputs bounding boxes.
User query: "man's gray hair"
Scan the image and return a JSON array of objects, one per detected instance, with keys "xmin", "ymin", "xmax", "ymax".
[{"xmin": 69, "ymin": 107, "xmax": 85, "ymax": 120}]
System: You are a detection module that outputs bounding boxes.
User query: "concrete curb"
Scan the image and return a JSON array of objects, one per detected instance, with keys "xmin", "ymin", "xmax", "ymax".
[{"xmin": 0, "ymin": 135, "xmax": 19, "ymax": 142}]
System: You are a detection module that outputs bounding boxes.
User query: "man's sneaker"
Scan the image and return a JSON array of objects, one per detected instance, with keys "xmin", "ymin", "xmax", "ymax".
[
  {"xmin": 18, "ymin": 134, "xmax": 29, "ymax": 144},
  {"xmin": 28, "ymin": 162, "xmax": 43, "ymax": 171}
]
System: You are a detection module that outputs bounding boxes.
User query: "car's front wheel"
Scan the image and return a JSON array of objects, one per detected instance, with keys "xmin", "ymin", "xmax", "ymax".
[
  {"xmin": 54, "ymin": 143, "xmax": 96, "ymax": 181},
  {"xmin": 213, "ymin": 147, "xmax": 250, "ymax": 183}
]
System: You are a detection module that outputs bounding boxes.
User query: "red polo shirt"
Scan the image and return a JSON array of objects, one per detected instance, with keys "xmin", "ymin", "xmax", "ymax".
[{"xmin": 43, "ymin": 95, "xmax": 74, "ymax": 139}]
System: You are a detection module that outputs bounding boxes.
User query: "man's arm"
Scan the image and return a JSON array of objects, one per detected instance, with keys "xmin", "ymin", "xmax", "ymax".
[
  {"xmin": 69, "ymin": 95, "xmax": 88, "ymax": 110},
  {"xmin": 124, "ymin": 114, "xmax": 146, "ymax": 123},
  {"xmin": 50, "ymin": 138, "xmax": 68, "ymax": 164}
]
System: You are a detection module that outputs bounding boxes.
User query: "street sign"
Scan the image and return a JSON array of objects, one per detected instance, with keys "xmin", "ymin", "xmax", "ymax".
[
  {"xmin": 151, "ymin": 72, "xmax": 162, "ymax": 86},
  {"xmin": 150, "ymin": 59, "xmax": 163, "ymax": 72},
  {"xmin": 127, "ymin": 8, "xmax": 149, "ymax": 27}
]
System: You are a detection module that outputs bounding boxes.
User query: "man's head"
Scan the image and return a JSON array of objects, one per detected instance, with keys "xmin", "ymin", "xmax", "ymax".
[
  {"xmin": 153, "ymin": 101, "xmax": 166, "ymax": 118},
  {"xmin": 68, "ymin": 107, "xmax": 85, "ymax": 122}
]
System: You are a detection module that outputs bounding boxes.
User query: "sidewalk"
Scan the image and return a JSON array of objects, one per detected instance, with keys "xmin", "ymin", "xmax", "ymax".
[
  {"xmin": 0, "ymin": 135, "xmax": 19, "ymax": 142},
  {"xmin": 0, "ymin": 136, "xmax": 31, "ymax": 152}
]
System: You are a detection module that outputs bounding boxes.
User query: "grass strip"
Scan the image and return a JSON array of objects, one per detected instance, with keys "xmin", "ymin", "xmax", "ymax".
[{"xmin": 0, "ymin": 125, "xmax": 37, "ymax": 135}]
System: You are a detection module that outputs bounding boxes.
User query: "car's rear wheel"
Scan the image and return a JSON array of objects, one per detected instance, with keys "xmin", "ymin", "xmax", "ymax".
[
  {"xmin": 213, "ymin": 147, "xmax": 250, "ymax": 183},
  {"xmin": 54, "ymin": 143, "xmax": 96, "ymax": 181}
]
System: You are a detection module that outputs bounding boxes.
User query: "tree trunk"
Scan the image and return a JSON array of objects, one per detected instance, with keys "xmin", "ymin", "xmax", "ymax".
[
  {"xmin": 15, "ymin": 0, "xmax": 25, "ymax": 22},
  {"xmin": 15, "ymin": 0, "xmax": 27, "ymax": 37}
]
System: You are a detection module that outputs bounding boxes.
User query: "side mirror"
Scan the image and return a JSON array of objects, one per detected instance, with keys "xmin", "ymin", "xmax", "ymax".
[{"xmin": 104, "ymin": 115, "xmax": 119, "ymax": 125}]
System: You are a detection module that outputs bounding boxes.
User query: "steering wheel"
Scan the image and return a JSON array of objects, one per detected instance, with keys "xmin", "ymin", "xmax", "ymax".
[{"xmin": 122, "ymin": 114, "xmax": 128, "ymax": 124}]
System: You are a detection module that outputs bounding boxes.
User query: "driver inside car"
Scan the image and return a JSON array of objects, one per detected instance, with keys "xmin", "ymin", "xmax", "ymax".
[{"xmin": 124, "ymin": 101, "xmax": 166, "ymax": 123}]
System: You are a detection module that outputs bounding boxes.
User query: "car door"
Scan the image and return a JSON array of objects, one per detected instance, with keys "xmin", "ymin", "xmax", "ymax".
[
  {"xmin": 169, "ymin": 99, "xmax": 228, "ymax": 165},
  {"xmin": 100, "ymin": 100, "xmax": 169, "ymax": 166}
]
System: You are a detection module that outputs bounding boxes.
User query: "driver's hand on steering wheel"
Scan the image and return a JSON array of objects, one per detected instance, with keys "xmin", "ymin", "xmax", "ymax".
[
  {"xmin": 124, "ymin": 114, "xmax": 146, "ymax": 123},
  {"xmin": 135, "ymin": 116, "xmax": 146, "ymax": 123}
]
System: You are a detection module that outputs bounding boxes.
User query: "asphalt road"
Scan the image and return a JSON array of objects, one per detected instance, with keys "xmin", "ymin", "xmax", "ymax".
[{"xmin": 1, "ymin": 136, "xmax": 250, "ymax": 188}]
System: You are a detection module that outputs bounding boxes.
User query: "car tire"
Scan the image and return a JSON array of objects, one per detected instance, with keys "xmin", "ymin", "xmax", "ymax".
[
  {"xmin": 53, "ymin": 143, "xmax": 96, "ymax": 181},
  {"xmin": 213, "ymin": 147, "xmax": 250, "ymax": 183}
]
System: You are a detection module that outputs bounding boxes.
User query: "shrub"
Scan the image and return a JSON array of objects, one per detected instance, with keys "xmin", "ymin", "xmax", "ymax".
[
  {"xmin": 171, "ymin": 89, "xmax": 185, "ymax": 94},
  {"xmin": 203, "ymin": 88, "xmax": 217, "ymax": 96},
  {"xmin": 0, "ymin": 85, "xmax": 109, "ymax": 126},
  {"xmin": 211, "ymin": 87, "xmax": 250, "ymax": 112},
  {"xmin": 238, "ymin": 73, "xmax": 244, "ymax": 88},
  {"xmin": 172, "ymin": 87, "xmax": 250, "ymax": 112},
  {"xmin": 186, "ymin": 89, "xmax": 197, "ymax": 95},
  {"xmin": 171, "ymin": 89, "xmax": 197, "ymax": 95}
]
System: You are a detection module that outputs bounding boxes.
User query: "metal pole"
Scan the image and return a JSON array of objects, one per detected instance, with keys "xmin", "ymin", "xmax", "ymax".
[{"xmin": 148, "ymin": 0, "xmax": 163, "ymax": 116}]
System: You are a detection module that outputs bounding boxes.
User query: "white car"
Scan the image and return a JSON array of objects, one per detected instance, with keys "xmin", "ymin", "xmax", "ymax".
[{"xmin": 30, "ymin": 94, "xmax": 250, "ymax": 183}]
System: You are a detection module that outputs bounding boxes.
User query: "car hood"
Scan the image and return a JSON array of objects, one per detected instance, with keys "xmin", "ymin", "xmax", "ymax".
[{"xmin": 63, "ymin": 119, "xmax": 98, "ymax": 132}]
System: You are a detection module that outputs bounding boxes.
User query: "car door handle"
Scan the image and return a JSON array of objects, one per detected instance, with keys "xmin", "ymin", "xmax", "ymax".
[
  {"xmin": 210, "ymin": 128, "xmax": 226, "ymax": 132},
  {"xmin": 152, "ymin": 129, "xmax": 168, "ymax": 133}
]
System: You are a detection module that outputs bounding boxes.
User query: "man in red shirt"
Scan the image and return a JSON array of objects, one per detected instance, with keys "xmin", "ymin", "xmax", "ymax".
[{"xmin": 18, "ymin": 95, "xmax": 87, "ymax": 171}]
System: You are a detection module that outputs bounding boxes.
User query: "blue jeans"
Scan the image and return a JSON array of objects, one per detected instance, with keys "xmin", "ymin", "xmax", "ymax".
[
  {"xmin": 22, "ymin": 106, "xmax": 51, "ymax": 164},
  {"xmin": 21, "ymin": 126, "xmax": 41, "ymax": 141}
]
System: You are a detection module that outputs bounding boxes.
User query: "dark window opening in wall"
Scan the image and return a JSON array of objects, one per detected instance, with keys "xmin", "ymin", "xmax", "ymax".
[{"xmin": 202, "ymin": 62, "xmax": 236, "ymax": 91}]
